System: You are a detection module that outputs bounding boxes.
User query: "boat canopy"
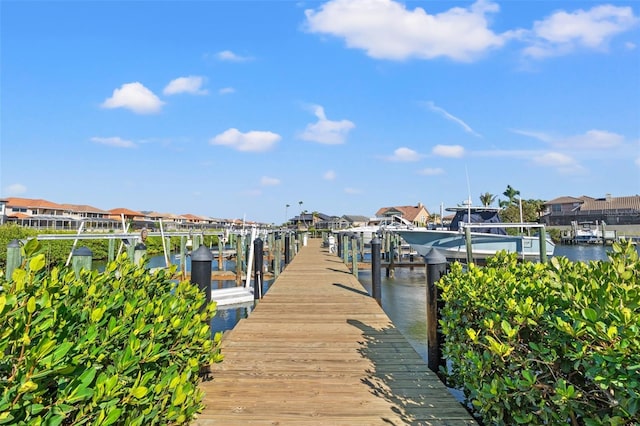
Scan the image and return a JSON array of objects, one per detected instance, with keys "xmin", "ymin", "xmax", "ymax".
[{"xmin": 448, "ymin": 209, "xmax": 507, "ymax": 235}]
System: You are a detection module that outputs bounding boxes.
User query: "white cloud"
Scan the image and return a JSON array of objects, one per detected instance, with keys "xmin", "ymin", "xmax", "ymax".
[
  {"xmin": 524, "ymin": 4, "xmax": 639, "ymax": 58},
  {"xmin": 426, "ymin": 101, "xmax": 481, "ymax": 137},
  {"xmin": 386, "ymin": 147, "xmax": 422, "ymax": 162},
  {"xmin": 217, "ymin": 50, "xmax": 253, "ymax": 62},
  {"xmin": 5, "ymin": 183, "xmax": 27, "ymax": 195},
  {"xmin": 101, "ymin": 82, "xmax": 164, "ymax": 114},
  {"xmin": 344, "ymin": 187, "xmax": 362, "ymax": 194},
  {"xmin": 433, "ymin": 144, "xmax": 465, "ymax": 158},
  {"xmin": 261, "ymin": 176, "xmax": 281, "ymax": 186},
  {"xmin": 323, "ymin": 170, "xmax": 336, "ymax": 180},
  {"xmin": 210, "ymin": 128, "xmax": 281, "ymax": 152},
  {"xmin": 625, "ymin": 41, "xmax": 637, "ymax": 50},
  {"xmin": 90, "ymin": 136, "xmax": 136, "ymax": 148},
  {"xmin": 163, "ymin": 76, "xmax": 208, "ymax": 95},
  {"xmin": 418, "ymin": 167, "xmax": 444, "ymax": 176},
  {"xmin": 635, "ymin": 157, "xmax": 640, "ymax": 167},
  {"xmin": 531, "ymin": 152, "xmax": 585, "ymax": 174},
  {"xmin": 304, "ymin": 0, "xmax": 512, "ymax": 62},
  {"xmin": 298, "ymin": 105, "xmax": 355, "ymax": 144},
  {"xmin": 219, "ymin": 87, "xmax": 235, "ymax": 95},
  {"xmin": 558, "ymin": 130, "xmax": 624, "ymax": 149}
]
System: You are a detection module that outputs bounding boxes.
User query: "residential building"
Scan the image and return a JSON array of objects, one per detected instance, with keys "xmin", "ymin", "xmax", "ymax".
[
  {"xmin": 375, "ymin": 203, "xmax": 430, "ymax": 227},
  {"xmin": 542, "ymin": 194, "xmax": 640, "ymax": 226}
]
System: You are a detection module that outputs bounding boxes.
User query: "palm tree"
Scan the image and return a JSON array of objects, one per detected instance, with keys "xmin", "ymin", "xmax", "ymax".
[
  {"xmin": 502, "ymin": 185, "xmax": 520, "ymax": 207},
  {"xmin": 479, "ymin": 192, "xmax": 496, "ymax": 207},
  {"xmin": 298, "ymin": 201, "xmax": 304, "ymax": 227}
]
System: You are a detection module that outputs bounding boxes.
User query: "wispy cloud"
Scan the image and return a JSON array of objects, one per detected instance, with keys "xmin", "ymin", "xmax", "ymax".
[
  {"xmin": 5, "ymin": 183, "xmax": 27, "ymax": 196},
  {"xmin": 210, "ymin": 128, "xmax": 281, "ymax": 152},
  {"xmin": 101, "ymin": 82, "xmax": 164, "ymax": 114},
  {"xmin": 433, "ymin": 144, "xmax": 465, "ymax": 158},
  {"xmin": 323, "ymin": 170, "xmax": 336, "ymax": 180},
  {"xmin": 163, "ymin": 76, "xmax": 208, "ymax": 95},
  {"xmin": 344, "ymin": 187, "xmax": 362, "ymax": 194},
  {"xmin": 90, "ymin": 136, "xmax": 136, "ymax": 148},
  {"xmin": 384, "ymin": 147, "xmax": 423, "ymax": 162},
  {"xmin": 298, "ymin": 104, "xmax": 355, "ymax": 144},
  {"xmin": 304, "ymin": 0, "xmax": 513, "ymax": 62},
  {"xmin": 219, "ymin": 87, "xmax": 235, "ymax": 95},
  {"xmin": 260, "ymin": 176, "xmax": 281, "ymax": 186},
  {"xmin": 418, "ymin": 167, "xmax": 444, "ymax": 176},
  {"xmin": 513, "ymin": 128, "xmax": 625, "ymax": 149},
  {"xmin": 531, "ymin": 152, "xmax": 585, "ymax": 174},
  {"xmin": 510, "ymin": 128, "xmax": 554, "ymax": 143},
  {"xmin": 216, "ymin": 50, "xmax": 254, "ymax": 62},
  {"xmin": 425, "ymin": 101, "xmax": 481, "ymax": 137},
  {"xmin": 523, "ymin": 4, "xmax": 639, "ymax": 58}
]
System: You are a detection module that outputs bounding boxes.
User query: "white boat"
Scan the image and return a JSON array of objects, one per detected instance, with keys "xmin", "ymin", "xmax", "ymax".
[
  {"xmin": 339, "ymin": 215, "xmax": 416, "ymax": 244},
  {"xmin": 571, "ymin": 221, "xmax": 603, "ymax": 244},
  {"xmin": 393, "ymin": 205, "xmax": 555, "ymax": 262}
]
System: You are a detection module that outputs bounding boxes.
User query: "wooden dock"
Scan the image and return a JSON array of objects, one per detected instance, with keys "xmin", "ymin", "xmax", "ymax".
[{"xmin": 194, "ymin": 238, "xmax": 477, "ymax": 425}]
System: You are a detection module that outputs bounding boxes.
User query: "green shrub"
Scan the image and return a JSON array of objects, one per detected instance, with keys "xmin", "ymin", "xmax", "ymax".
[
  {"xmin": 439, "ymin": 240, "xmax": 640, "ymax": 425},
  {"xmin": 0, "ymin": 238, "xmax": 223, "ymax": 425}
]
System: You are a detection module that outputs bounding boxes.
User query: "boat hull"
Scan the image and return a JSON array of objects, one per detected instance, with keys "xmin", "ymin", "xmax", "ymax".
[{"xmin": 395, "ymin": 229, "xmax": 555, "ymax": 262}]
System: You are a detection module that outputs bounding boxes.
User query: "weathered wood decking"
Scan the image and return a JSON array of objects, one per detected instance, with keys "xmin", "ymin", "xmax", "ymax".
[{"xmin": 194, "ymin": 238, "xmax": 477, "ymax": 425}]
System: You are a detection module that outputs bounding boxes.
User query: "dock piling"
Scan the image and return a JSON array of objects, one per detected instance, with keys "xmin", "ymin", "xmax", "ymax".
[
  {"xmin": 371, "ymin": 236, "xmax": 382, "ymax": 305},
  {"xmin": 424, "ymin": 248, "xmax": 447, "ymax": 376}
]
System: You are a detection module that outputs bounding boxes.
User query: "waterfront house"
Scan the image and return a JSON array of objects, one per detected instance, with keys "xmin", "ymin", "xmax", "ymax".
[
  {"xmin": 4, "ymin": 197, "xmax": 115, "ymax": 230},
  {"xmin": 375, "ymin": 203, "xmax": 430, "ymax": 227},
  {"xmin": 542, "ymin": 194, "xmax": 640, "ymax": 226}
]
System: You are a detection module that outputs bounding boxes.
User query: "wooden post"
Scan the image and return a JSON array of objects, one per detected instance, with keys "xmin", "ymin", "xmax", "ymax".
[
  {"xmin": 6, "ymin": 239, "xmax": 22, "ymax": 282},
  {"xmin": 235, "ymin": 235, "xmax": 243, "ymax": 286},
  {"xmin": 284, "ymin": 233, "xmax": 291, "ymax": 266},
  {"xmin": 218, "ymin": 235, "xmax": 224, "ymax": 271},
  {"xmin": 351, "ymin": 234, "xmax": 358, "ymax": 278},
  {"xmin": 274, "ymin": 233, "xmax": 281, "ymax": 279},
  {"xmin": 539, "ymin": 227, "xmax": 547, "ymax": 263},
  {"xmin": 180, "ymin": 236, "xmax": 187, "ymax": 279},
  {"xmin": 464, "ymin": 226, "xmax": 473, "ymax": 265},
  {"xmin": 424, "ymin": 248, "xmax": 447, "ymax": 375},
  {"xmin": 371, "ymin": 237, "xmax": 382, "ymax": 306},
  {"xmin": 387, "ymin": 240, "xmax": 395, "ymax": 278}
]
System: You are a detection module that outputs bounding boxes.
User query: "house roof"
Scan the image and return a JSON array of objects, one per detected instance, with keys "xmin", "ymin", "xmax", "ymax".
[
  {"xmin": 375, "ymin": 204, "xmax": 429, "ymax": 222},
  {"xmin": 61, "ymin": 203, "xmax": 109, "ymax": 214},
  {"xmin": 544, "ymin": 196, "xmax": 585, "ymax": 205},
  {"xmin": 342, "ymin": 215, "xmax": 369, "ymax": 223},
  {"xmin": 580, "ymin": 195, "xmax": 640, "ymax": 212},
  {"xmin": 6, "ymin": 197, "xmax": 65, "ymax": 210},
  {"xmin": 109, "ymin": 208, "xmax": 145, "ymax": 217}
]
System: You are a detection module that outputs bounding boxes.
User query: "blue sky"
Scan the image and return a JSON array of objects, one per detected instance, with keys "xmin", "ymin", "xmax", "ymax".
[{"xmin": 2, "ymin": 0, "xmax": 639, "ymax": 224}]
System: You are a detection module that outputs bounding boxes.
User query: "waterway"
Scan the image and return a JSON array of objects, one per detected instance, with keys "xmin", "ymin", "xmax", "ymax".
[{"xmin": 144, "ymin": 244, "xmax": 633, "ymax": 362}]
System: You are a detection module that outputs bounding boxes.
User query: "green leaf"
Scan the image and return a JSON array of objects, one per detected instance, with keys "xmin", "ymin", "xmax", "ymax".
[
  {"xmin": 27, "ymin": 296, "xmax": 37, "ymax": 314},
  {"xmin": 29, "ymin": 254, "xmax": 46, "ymax": 272},
  {"xmin": 582, "ymin": 307, "xmax": 598, "ymax": 322},
  {"xmin": 66, "ymin": 386, "xmax": 94, "ymax": 404},
  {"xmin": 131, "ymin": 386, "xmax": 148, "ymax": 399},
  {"xmin": 0, "ymin": 294, "xmax": 6, "ymax": 314},
  {"xmin": 102, "ymin": 408, "xmax": 122, "ymax": 426}
]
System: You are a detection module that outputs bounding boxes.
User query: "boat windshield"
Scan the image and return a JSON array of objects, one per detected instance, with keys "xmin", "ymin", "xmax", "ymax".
[{"xmin": 448, "ymin": 210, "xmax": 507, "ymax": 235}]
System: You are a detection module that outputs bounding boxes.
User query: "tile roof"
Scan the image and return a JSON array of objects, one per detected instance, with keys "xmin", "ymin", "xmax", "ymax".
[
  {"xmin": 6, "ymin": 197, "xmax": 65, "ymax": 210},
  {"xmin": 580, "ymin": 195, "xmax": 640, "ymax": 211},
  {"xmin": 375, "ymin": 204, "xmax": 429, "ymax": 222}
]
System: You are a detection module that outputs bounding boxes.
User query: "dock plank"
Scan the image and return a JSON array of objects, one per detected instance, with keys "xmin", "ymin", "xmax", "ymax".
[{"xmin": 194, "ymin": 238, "xmax": 477, "ymax": 425}]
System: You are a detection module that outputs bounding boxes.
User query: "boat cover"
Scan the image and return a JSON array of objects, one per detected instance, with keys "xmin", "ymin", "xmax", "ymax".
[{"xmin": 449, "ymin": 210, "xmax": 507, "ymax": 235}]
